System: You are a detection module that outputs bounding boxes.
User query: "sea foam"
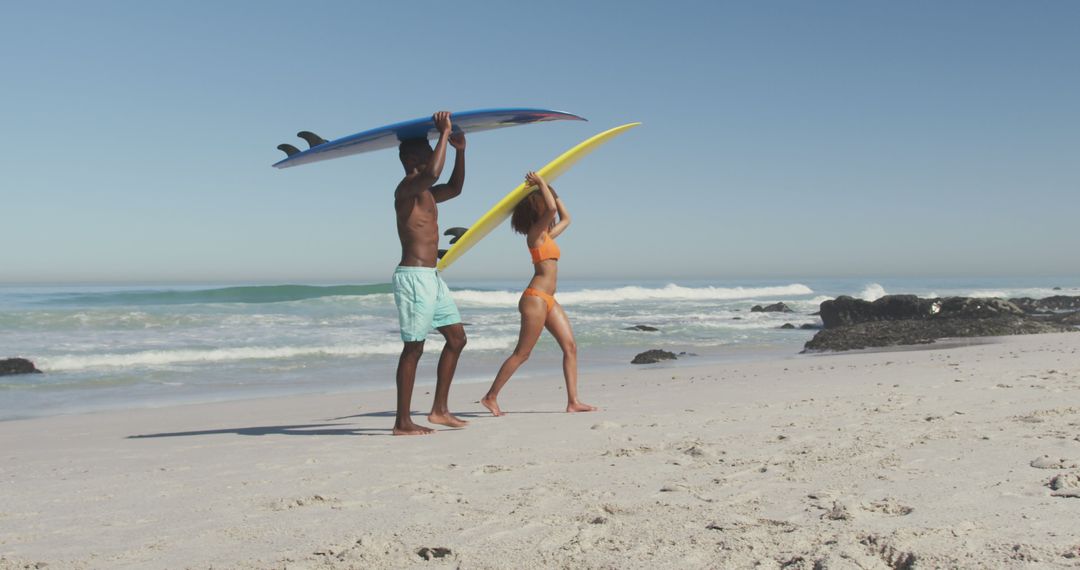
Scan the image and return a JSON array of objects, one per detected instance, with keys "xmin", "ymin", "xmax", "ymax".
[
  {"xmin": 39, "ymin": 336, "xmax": 517, "ymax": 372},
  {"xmin": 858, "ymin": 283, "xmax": 887, "ymax": 301},
  {"xmin": 453, "ymin": 283, "xmax": 814, "ymax": 307}
]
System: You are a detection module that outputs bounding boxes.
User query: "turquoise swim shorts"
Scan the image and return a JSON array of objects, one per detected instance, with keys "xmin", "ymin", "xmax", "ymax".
[{"xmin": 392, "ymin": 266, "xmax": 461, "ymax": 342}]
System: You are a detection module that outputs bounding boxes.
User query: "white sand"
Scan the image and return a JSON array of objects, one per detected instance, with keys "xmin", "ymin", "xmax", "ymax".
[{"xmin": 2, "ymin": 333, "xmax": 1079, "ymax": 569}]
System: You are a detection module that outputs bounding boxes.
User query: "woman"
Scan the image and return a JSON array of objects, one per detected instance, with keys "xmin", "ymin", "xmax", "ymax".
[{"xmin": 481, "ymin": 172, "xmax": 597, "ymax": 416}]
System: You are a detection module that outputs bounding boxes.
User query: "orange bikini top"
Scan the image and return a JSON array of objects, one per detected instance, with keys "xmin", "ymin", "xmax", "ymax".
[{"xmin": 529, "ymin": 232, "xmax": 560, "ymax": 264}]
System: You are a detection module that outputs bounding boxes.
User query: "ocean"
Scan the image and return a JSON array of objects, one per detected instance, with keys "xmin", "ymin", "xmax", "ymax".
[{"xmin": 1, "ymin": 277, "xmax": 1076, "ymax": 420}]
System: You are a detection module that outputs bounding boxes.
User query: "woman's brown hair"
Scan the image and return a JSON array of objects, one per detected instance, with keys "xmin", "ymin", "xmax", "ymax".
[{"xmin": 510, "ymin": 187, "xmax": 557, "ymax": 235}]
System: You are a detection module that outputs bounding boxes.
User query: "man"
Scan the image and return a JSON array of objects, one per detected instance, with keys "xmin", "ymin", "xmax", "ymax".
[{"xmin": 391, "ymin": 111, "xmax": 468, "ymax": 435}]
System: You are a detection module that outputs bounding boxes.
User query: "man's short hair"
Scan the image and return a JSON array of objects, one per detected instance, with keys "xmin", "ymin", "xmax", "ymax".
[{"xmin": 398, "ymin": 138, "xmax": 432, "ymax": 158}]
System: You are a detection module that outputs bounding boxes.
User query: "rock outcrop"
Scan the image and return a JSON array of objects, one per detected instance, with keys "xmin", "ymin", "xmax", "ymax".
[
  {"xmin": 805, "ymin": 295, "xmax": 1075, "ymax": 352},
  {"xmin": 1008, "ymin": 296, "xmax": 1080, "ymax": 314},
  {"xmin": 751, "ymin": 302, "xmax": 793, "ymax": 313},
  {"xmin": 0, "ymin": 358, "xmax": 42, "ymax": 376},
  {"xmin": 631, "ymin": 349, "xmax": 678, "ymax": 364}
]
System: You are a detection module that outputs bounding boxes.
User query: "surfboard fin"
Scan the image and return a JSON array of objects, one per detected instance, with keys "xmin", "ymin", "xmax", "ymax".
[
  {"xmin": 277, "ymin": 143, "xmax": 301, "ymax": 157},
  {"xmin": 297, "ymin": 131, "xmax": 328, "ymax": 148},
  {"xmin": 444, "ymin": 227, "xmax": 468, "ymax": 245},
  {"xmin": 437, "ymin": 249, "xmax": 448, "ymax": 259}
]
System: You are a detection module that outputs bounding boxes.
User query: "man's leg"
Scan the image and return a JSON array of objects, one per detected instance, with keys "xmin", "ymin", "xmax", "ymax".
[
  {"xmin": 428, "ymin": 323, "xmax": 468, "ymax": 427},
  {"xmin": 391, "ymin": 268, "xmax": 437, "ymax": 435},
  {"xmin": 394, "ymin": 341, "xmax": 434, "ymax": 435}
]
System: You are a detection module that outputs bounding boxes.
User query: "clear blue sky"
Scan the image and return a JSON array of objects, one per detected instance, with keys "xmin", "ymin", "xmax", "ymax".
[{"xmin": 2, "ymin": 1, "xmax": 1077, "ymax": 284}]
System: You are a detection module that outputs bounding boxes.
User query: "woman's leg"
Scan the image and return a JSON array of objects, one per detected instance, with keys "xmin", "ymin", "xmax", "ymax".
[
  {"xmin": 545, "ymin": 303, "xmax": 597, "ymax": 413},
  {"xmin": 481, "ymin": 296, "xmax": 547, "ymax": 416}
]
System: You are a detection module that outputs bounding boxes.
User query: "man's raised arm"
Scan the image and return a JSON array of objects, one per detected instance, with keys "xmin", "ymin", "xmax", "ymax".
[
  {"xmin": 432, "ymin": 133, "xmax": 465, "ymax": 203},
  {"xmin": 423, "ymin": 111, "xmax": 452, "ymax": 184}
]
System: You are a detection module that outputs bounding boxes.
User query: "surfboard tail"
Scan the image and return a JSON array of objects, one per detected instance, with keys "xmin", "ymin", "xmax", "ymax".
[
  {"xmin": 297, "ymin": 131, "xmax": 329, "ymax": 148},
  {"xmin": 437, "ymin": 122, "xmax": 641, "ymax": 272},
  {"xmin": 277, "ymin": 143, "xmax": 301, "ymax": 157}
]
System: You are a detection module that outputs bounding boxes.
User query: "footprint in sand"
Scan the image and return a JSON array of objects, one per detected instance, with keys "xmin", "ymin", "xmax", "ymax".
[
  {"xmin": 660, "ymin": 439, "xmax": 723, "ymax": 462},
  {"xmin": 472, "ymin": 464, "xmax": 511, "ymax": 475},
  {"xmin": 270, "ymin": 494, "xmax": 340, "ymax": 511},
  {"xmin": 1049, "ymin": 472, "xmax": 1080, "ymax": 498},
  {"xmin": 821, "ymin": 500, "xmax": 853, "ymax": 521},
  {"xmin": 861, "ymin": 498, "xmax": 914, "ymax": 516},
  {"xmin": 601, "ymin": 503, "xmax": 631, "ymax": 516},
  {"xmin": 602, "ymin": 446, "xmax": 654, "ymax": 458},
  {"xmin": 591, "ymin": 421, "xmax": 622, "ymax": 430},
  {"xmin": 1030, "ymin": 456, "xmax": 1080, "ymax": 469},
  {"xmin": 860, "ymin": 534, "xmax": 918, "ymax": 570}
]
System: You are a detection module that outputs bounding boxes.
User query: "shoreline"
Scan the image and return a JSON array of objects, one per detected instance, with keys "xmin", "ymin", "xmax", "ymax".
[
  {"xmin": 0, "ymin": 333, "xmax": 1019, "ymax": 423},
  {"xmin": 2, "ymin": 332, "xmax": 1078, "ymax": 568},
  {"xmin": 0, "ymin": 340, "xmax": 810, "ymax": 422}
]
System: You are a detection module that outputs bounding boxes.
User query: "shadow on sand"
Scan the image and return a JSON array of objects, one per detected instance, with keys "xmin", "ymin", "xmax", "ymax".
[
  {"xmin": 127, "ymin": 423, "xmax": 391, "ymax": 439},
  {"xmin": 326, "ymin": 409, "xmax": 562, "ymax": 421}
]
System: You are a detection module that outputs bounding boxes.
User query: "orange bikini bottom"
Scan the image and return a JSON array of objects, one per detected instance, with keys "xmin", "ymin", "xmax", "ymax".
[{"xmin": 522, "ymin": 288, "xmax": 556, "ymax": 313}]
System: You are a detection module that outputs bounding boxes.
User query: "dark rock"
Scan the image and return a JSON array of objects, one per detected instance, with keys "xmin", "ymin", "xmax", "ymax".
[
  {"xmin": 818, "ymin": 295, "xmax": 1026, "ymax": 329},
  {"xmin": 1041, "ymin": 312, "xmax": 1080, "ymax": 326},
  {"xmin": 624, "ymin": 325, "xmax": 659, "ymax": 332},
  {"xmin": 631, "ymin": 349, "xmax": 678, "ymax": 364},
  {"xmin": 1053, "ymin": 287, "xmax": 1062, "ymax": 291},
  {"xmin": 751, "ymin": 302, "xmax": 793, "ymax": 313},
  {"xmin": 800, "ymin": 323, "xmax": 821, "ymax": 330},
  {"xmin": 804, "ymin": 314, "xmax": 1073, "ymax": 352},
  {"xmin": 417, "ymin": 547, "xmax": 452, "ymax": 560},
  {"xmin": 1009, "ymin": 296, "xmax": 1080, "ymax": 313},
  {"xmin": 806, "ymin": 293, "xmax": 1080, "ymax": 352},
  {"xmin": 938, "ymin": 297, "xmax": 1028, "ymax": 319},
  {"xmin": 732, "ymin": 317, "xmax": 743, "ymax": 320},
  {"xmin": 780, "ymin": 323, "xmax": 796, "ymax": 329},
  {"xmin": 1, "ymin": 358, "xmax": 42, "ymax": 376},
  {"xmin": 819, "ymin": 295, "xmax": 934, "ymax": 328}
]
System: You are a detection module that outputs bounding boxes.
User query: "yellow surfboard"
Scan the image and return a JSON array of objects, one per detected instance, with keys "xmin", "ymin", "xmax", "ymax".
[{"xmin": 437, "ymin": 122, "xmax": 641, "ymax": 271}]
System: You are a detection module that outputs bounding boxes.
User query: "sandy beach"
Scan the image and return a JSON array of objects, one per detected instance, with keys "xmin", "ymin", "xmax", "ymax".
[{"xmin": 2, "ymin": 332, "xmax": 1078, "ymax": 569}]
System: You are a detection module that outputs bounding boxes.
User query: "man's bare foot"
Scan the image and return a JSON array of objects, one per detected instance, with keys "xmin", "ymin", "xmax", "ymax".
[
  {"xmin": 427, "ymin": 412, "xmax": 469, "ymax": 428},
  {"xmin": 566, "ymin": 402, "xmax": 598, "ymax": 413},
  {"xmin": 480, "ymin": 395, "xmax": 504, "ymax": 417},
  {"xmin": 392, "ymin": 421, "xmax": 435, "ymax": 436}
]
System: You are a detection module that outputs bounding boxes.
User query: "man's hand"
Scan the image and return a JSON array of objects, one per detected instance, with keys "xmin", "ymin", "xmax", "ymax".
[
  {"xmin": 433, "ymin": 111, "xmax": 452, "ymax": 136},
  {"xmin": 449, "ymin": 132, "xmax": 466, "ymax": 151}
]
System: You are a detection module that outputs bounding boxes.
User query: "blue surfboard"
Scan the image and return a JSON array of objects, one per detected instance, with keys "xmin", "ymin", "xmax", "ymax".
[{"xmin": 273, "ymin": 108, "xmax": 586, "ymax": 169}]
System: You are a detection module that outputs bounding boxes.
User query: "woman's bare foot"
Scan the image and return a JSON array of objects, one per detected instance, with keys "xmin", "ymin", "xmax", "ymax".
[
  {"xmin": 427, "ymin": 412, "xmax": 469, "ymax": 428},
  {"xmin": 392, "ymin": 421, "xmax": 435, "ymax": 436},
  {"xmin": 480, "ymin": 395, "xmax": 504, "ymax": 417},
  {"xmin": 566, "ymin": 401, "xmax": 598, "ymax": 413}
]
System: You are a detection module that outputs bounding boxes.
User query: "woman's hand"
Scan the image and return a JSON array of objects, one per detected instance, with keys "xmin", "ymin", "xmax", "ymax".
[{"xmin": 525, "ymin": 171, "xmax": 547, "ymax": 188}]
